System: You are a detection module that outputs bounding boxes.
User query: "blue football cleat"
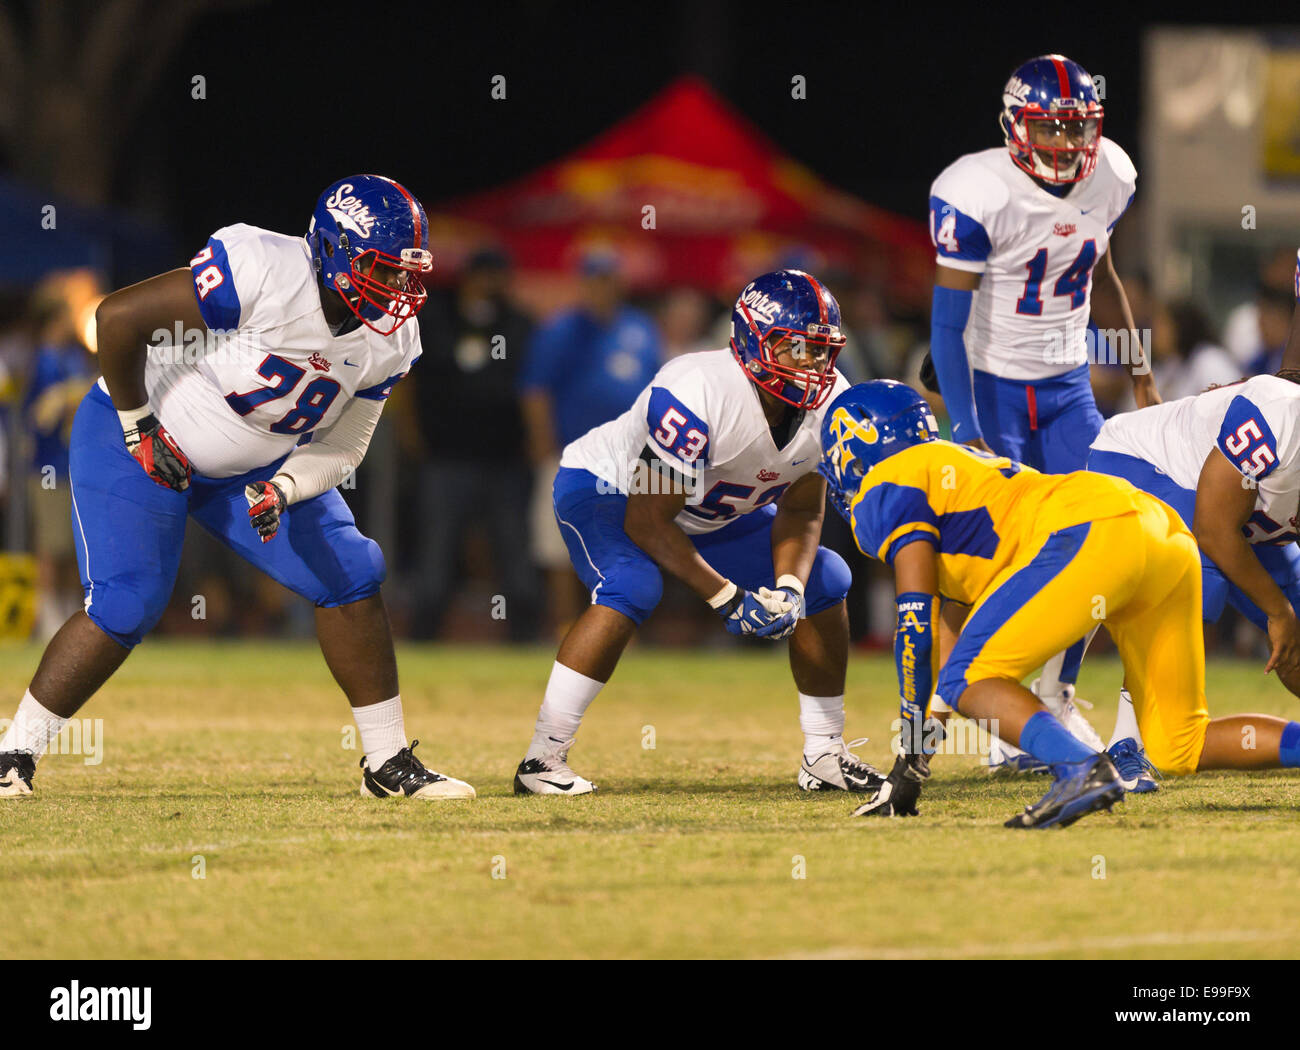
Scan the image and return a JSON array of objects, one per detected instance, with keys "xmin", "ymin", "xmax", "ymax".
[
  {"xmin": 1108, "ymin": 737, "xmax": 1160, "ymax": 794},
  {"xmin": 1004, "ymin": 753, "xmax": 1125, "ymax": 829}
]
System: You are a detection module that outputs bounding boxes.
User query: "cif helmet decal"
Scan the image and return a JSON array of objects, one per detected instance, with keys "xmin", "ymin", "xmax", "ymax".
[
  {"xmin": 818, "ymin": 380, "xmax": 939, "ymax": 520},
  {"xmin": 999, "ymin": 54, "xmax": 1103, "ymax": 185},
  {"xmin": 729, "ymin": 269, "xmax": 847, "ymax": 411},
  {"xmin": 308, "ymin": 174, "xmax": 433, "ymax": 336}
]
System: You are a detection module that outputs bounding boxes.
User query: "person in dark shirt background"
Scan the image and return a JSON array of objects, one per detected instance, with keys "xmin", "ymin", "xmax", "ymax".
[
  {"xmin": 403, "ymin": 248, "xmax": 541, "ymax": 641},
  {"xmin": 519, "ymin": 248, "xmax": 662, "ymax": 633}
]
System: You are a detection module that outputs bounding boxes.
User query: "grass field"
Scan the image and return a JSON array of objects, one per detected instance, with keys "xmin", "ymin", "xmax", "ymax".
[{"xmin": 3, "ymin": 640, "xmax": 1299, "ymax": 960}]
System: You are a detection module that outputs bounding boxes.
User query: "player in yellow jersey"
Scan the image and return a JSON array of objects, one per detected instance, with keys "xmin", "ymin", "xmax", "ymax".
[{"xmin": 819, "ymin": 380, "xmax": 1300, "ymax": 828}]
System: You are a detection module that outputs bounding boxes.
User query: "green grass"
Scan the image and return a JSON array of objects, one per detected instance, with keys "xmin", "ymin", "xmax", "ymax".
[{"xmin": 2, "ymin": 640, "xmax": 1299, "ymax": 959}]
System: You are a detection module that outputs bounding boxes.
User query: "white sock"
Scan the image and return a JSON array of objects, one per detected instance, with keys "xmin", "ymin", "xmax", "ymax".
[
  {"xmin": 353, "ymin": 696, "xmax": 406, "ymax": 769},
  {"xmin": 799, "ymin": 693, "xmax": 845, "ymax": 755},
  {"xmin": 0, "ymin": 691, "xmax": 68, "ymax": 761},
  {"xmin": 1108, "ymin": 687, "xmax": 1144, "ymax": 749},
  {"xmin": 528, "ymin": 662, "xmax": 604, "ymax": 757}
]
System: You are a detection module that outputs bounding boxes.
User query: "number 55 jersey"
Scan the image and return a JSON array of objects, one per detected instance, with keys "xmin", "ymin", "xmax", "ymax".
[
  {"xmin": 560, "ymin": 348, "xmax": 849, "ymax": 533},
  {"xmin": 1091, "ymin": 374, "xmax": 1300, "ymax": 546},
  {"xmin": 131, "ymin": 222, "xmax": 421, "ymax": 479}
]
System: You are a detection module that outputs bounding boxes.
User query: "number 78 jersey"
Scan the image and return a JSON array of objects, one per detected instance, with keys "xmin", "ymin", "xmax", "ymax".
[
  {"xmin": 560, "ymin": 348, "xmax": 848, "ymax": 534},
  {"xmin": 133, "ymin": 223, "xmax": 421, "ymax": 479},
  {"xmin": 929, "ymin": 139, "xmax": 1137, "ymax": 381}
]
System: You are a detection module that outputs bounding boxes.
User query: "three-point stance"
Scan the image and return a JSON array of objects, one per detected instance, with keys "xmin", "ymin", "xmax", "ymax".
[
  {"xmin": 0, "ymin": 175, "xmax": 473, "ymax": 801},
  {"xmin": 819, "ymin": 381, "xmax": 1300, "ymax": 828},
  {"xmin": 514, "ymin": 270, "xmax": 877, "ymax": 796}
]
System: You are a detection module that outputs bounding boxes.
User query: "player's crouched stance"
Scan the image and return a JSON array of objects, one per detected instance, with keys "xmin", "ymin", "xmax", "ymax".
[
  {"xmin": 819, "ymin": 381, "xmax": 1300, "ymax": 828},
  {"xmin": 513, "ymin": 270, "xmax": 881, "ymax": 796},
  {"xmin": 0, "ymin": 175, "xmax": 472, "ymax": 801}
]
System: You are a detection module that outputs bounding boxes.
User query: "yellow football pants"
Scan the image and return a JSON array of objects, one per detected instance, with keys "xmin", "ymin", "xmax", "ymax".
[{"xmin": 943, "ymin": 493, "xmax": 1210, "ymax": 774}]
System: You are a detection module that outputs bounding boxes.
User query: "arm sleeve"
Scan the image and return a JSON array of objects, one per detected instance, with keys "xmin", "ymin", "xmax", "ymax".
[
  {"xmin": 1217, "ymin": 395, "xmax": 1281, "ymax": 482},
  {"xmin": 895, "ymin": 591, "xmax": 940, "ymax": 755},
  {"xmin": 271, "ymin": 395, "xmax": 384, "ymax": 504},
  {"xmin": 930, "ymin": 284, "xmax": 981, "ymax": 443}
]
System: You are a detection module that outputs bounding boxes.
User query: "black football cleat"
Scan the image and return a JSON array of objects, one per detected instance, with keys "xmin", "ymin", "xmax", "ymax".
[
  {"xmin": 360, "ymin": 740, "xmax": 475, "ymax": 800},
  {"xmin": 1004, "ymin": 752, "xmax": 1124, "ymax": 829},
  {"xmin": 0, "ymin": 751, "xmax": 36, "ymax": 797}
]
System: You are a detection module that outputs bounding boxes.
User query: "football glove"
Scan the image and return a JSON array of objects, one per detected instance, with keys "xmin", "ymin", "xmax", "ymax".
[
  {"xmin": 245, "ymin": 480, "xmax": 287, "ymax": 543},
  {"xmin": 850, "ymin": 752, "xmax": 930, "ymax": 818},
  {"xmin": 709, "ymin": 580, "xmax": 798, "ymax": 639},
  {"xmin": 756, "ymin": 574, "xmax": 805, "ymax": 640},
  {"xmin": 121, "ymin": 410, "xmax": 191, "ymax": 492},
  {"xmin": 919, "ymin": 351, "xmax": 940, "ymax": 394}
]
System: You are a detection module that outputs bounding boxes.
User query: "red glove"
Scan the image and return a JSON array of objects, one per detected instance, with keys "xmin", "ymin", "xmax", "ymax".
[
  {"xmin": 124, "ymin": 413, "xmax": 191, "ymax": 491},
  {"xmin": 245, "ymin": 481, "xmax": 287, "ymax": 543}
]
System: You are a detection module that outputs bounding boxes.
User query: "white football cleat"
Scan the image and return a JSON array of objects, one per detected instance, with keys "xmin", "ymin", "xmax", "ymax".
[
  {"xmin": 513, "ymin": 737, "xmax": 597, "ymax": 796},
  {"xmin": 359, "ymin": 740, "xmax": 476, "ymax": 800},
  {"xmin": 798, "ymin": 737, "xmax": 886, "ymax": 793},
  {"xmin": 1032, "ymin": 677, "xmax": 1106, "ymax": 752}
]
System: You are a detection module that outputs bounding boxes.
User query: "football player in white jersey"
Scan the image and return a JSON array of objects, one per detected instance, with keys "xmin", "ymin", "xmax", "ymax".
[
  {"xmin": 924, "ymin": 54, "xmax": 1160, "ymax": 769},
  {"xmin": 0, "ymin": 175, "xmax": 474, "ymax": 801},
  {"xmin": 1089, "ymin": 373, "xmax": 1300, "ymax": 786},
  {"xmin": 513, "ymin": 270, "xmax": 879, "ymax": 796}
]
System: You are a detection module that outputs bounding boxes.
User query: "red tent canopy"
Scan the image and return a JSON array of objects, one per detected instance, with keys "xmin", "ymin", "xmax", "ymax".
[{"xmin": 426, "ymin": 77, "xmax": 934, "ymax": 308}]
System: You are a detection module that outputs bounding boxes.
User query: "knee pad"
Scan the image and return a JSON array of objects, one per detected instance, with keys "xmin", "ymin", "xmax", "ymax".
[
  {"xmin": 87, "ymin": 579, "xmax": 167, "ymax": 650},
  {"xmin": 804, "ymin": 546, "xmax": 851, "ymax": 615},
  {"xmin": 595, "ymin": 555, "xmax": 663, "ymax": 625},
  {"xmin": 318, "ymin": 532, "xmax": 386, "ymax": 607}
]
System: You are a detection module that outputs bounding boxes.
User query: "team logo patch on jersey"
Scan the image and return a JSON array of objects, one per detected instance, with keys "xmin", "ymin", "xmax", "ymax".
[
  {"xmin": 324, "ymin": 183, "xmax": 376, "ymax": 239},
  {"xmin": 1053, "ymin": 222, "xmax": 1078, "ymax": 237},
  {"xmin": 308, "ymin": 352, "xmax": 331, "ymax": 372},
  {"xmin": 757, "ymin": 469, "xmax": 781, "ymax": 482}
]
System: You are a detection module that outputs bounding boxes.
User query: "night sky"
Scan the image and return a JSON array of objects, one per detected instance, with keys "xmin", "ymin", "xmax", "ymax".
[{"xmin": 89, "ymin": 0, "xmax": 1294, "ymax": 251}]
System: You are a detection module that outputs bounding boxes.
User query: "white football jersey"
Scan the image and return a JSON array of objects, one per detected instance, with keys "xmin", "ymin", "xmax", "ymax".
[
  {"xmin": 929, "ymin": 138, "xmax": 1137, "ymax": 381},
  {"xmin": 561, "ymin": 348, "xmax": 848, "ymax": 535},
  {"xmin": 99, "ymin": 223, "xmax": 422, "ymax": 478},
  {"xmin": 1092, "ymin": 375, "xmax": 1300, "ymax": 545}
]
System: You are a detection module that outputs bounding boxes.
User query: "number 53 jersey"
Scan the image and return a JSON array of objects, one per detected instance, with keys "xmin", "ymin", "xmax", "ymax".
[
  {"xmin": 126, "ymin": 223, "xmax": 421, "ymax": 478},
  {"xmin": 561, "ymin": 348, "xmax": 849, "ymax": 534},
  {"xmin": 928, "ymin": 139, "xmax": 1136, "ymax": 381},
  {"xmin": 1092, "ymin": 374, "xmax": 1300, "ymax": 545}
]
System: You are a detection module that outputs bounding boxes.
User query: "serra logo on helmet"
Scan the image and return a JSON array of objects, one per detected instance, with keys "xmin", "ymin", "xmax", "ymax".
[
  {"xmin": 308, "ymin": 174, "xmax": 433, "ymax": 336},
  {"xmin": 818, "ymin": 381, "xmax": 939, "ymax": 520},
  {"xmin": 324, "ymin": 183, "xmax": 378, "ymax": 239},
  {"xmin": 999, "ymin": 54, "xmax": 1103, "ymax": 186},
  {"xmin": 729, "ymin": 269, "xmax": 846, "ymax": 411}
]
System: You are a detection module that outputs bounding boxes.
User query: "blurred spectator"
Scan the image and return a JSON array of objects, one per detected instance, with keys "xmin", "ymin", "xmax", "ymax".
[
  {"xmin": 1245, "ymin": 281, "xmax": 1294, "ymax": 377},
  {"xmin": 22, "ymin": 274, "xmax": 99, "ymax": 638},
  {"xmin": 658, "ymin": 286, "xmax": 714, "ymax": 359},
  {"xmin": 519, "ymin": 248, "xmax": 662, "ymax": 634},
  {"xmin": 1223, "ymin": 248, "xmax": 1297, "ymax": 371},
  {"xmin": 399, "ymin": 248, "xmax": 541, "ymax": 641},
  {"xmin": 1152, "ymin": 301, "xmax": 1239, "ymax": 400}
]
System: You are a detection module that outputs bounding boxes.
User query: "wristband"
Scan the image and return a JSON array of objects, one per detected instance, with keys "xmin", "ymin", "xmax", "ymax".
[
  {"xmin": 707, "ymin": 580, "xmax": 738, "ymax": 610},
  {"xmin": 117, "ymin": 404, "xmax": 153, "ymax": 441},
  {"xmin": 269, "ymin": 473, "xmax": 298, "ymax": 506},
  {"xmin": 774, "ymin": 574, "xmax": 805, "ymax": 597}
]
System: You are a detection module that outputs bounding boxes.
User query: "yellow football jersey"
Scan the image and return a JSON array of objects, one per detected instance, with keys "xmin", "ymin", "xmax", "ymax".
[{"xmin": 846, "ymin": 440, "xmax": 1146, "ymax": 605}]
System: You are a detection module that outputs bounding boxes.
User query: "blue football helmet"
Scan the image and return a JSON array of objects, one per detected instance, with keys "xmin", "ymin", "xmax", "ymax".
[
  {"xmin": 308, "ymin": 175, "xmax": 433, "ymax": 335},
  {"xmin": 730, "ymin": 269, "xmax": 846, "ymax": 410},
  {"xmin": 999, "ymin": 54, "xmax": 1103, "ymax": 185},
  {"xmin": 819, "ymin": 381, "xmax": 940, "ymax": 520}
]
